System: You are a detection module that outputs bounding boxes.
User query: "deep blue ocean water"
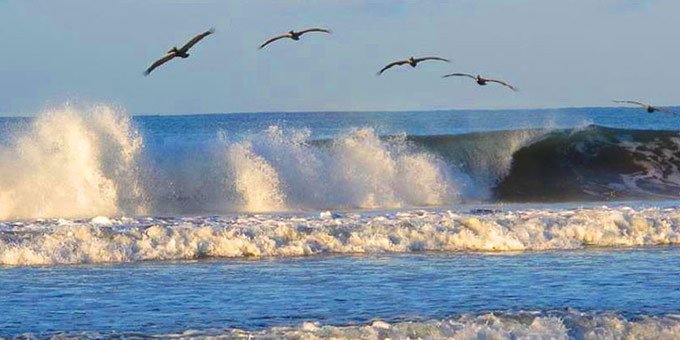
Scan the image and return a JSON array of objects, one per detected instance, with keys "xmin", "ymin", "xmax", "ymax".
[{"xmin": 134, "ymin": 106, "xmax": 680, "ymax": 141}]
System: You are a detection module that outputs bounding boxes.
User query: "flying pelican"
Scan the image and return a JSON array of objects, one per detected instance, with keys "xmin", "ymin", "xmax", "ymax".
[
  {"xmin": 144, "ymin": 28, "xmax": 215, "ymax": 76},
  {"xmin": 377, "ymin": 57, "xmax": 450, "ymax": 75},
  {"xmin": 442, "ymin": 73, "xmax": 518, "ymax": 92},
  {"xmin": 259, "ymin": 28, "xmax": 331, "ymax": 49},
  {"xmin": 613, "ymin": 100, "xmax": 677, "ymax": 115}
]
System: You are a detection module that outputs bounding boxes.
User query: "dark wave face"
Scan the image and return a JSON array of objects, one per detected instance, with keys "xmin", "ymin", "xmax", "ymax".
[
  {"xmin": 491, "ymin": 126, "xmax": 680, "ymax": 201},
  {"xmin": 406, "ymin": 125, "xmax": 680, "ymax": 202}
]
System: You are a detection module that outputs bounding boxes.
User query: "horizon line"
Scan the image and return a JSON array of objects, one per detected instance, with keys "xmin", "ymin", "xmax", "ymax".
[{"xmin": 0, "ymin": 104, "xmax": 677, "ymax": 119}]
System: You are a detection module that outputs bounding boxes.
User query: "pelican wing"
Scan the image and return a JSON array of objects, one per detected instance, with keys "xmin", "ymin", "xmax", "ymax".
[
  {"xmin": 613, "ymin": 100, "xmax": 647, "ymax": 107},
  {"xmin": 259, "ymin": 34, "xmax": 290, "ymax": 49},
  {"xmin": 414, "ymin": 56, "xmax": 450, "ymax": 64},
  {"xmin": 377, "ymin": 60, "xmax": 409, "ymax": 75},
  {"xmin": 179, "ymin": 28, "xmax": 215, "ymax": 53},
  {"xmin": 144, "ymin": 52, "xmax": 177, "ymax": 76},
  {"xmin": 486, "ymin": 78, "xmax": 519, "ymax": 92},
  {"xmin": 442, "ymin": 73, "xmax": 476, "ymax": 79},
  {"xmin": 655, "ymin": 107, "xmax": 679, "ymax": 116},
  {"xmin": 298, "ymin": 28, "xmax": 332, "ymax": 35}
]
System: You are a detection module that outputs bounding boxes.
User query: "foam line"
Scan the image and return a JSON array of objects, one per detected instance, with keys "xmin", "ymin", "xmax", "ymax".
[{"xmin": 2, "ymin": 206, "xmax": 679, "ymax": 266}]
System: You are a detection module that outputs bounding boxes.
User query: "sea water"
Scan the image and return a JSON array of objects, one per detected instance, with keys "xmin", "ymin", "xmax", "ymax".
[
  {"xmin": 3, "ymin": 249, "xmax": 680, "ymax": 338},
  {"xmin": 1, "ymin": 105, "xmax": 680, "ymax": 338}
]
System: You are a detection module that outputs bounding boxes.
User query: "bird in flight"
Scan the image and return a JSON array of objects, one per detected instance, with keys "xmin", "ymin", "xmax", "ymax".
[
  {"xmin": 613, "ymin": 100, "xmax": 677, "ymax": 115},
  {"xmin": 259, "ymin": 28, "xmax": 332, "ymax": 49},
  {"xmin": 442, "ymin": 73, "xmax": 518, "ymax": 92},
  {"xmin": 144, "ymin": 28, "xmax": 215, "ymax": 76},
  {"xmin": 377, "ymin": 57, "xmax": 450, "ymax": 75}
]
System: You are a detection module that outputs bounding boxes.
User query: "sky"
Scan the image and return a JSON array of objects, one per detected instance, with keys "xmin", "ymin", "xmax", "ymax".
[{"xmin": 0, "ymin": 0, "xmax": 678, "ymax": 115}]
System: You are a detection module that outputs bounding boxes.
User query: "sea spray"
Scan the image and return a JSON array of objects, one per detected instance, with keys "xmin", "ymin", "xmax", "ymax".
[
  {"xmin": 2, "ymin": 106, "xmax": 680, "ymax": 219},
  {"xmin": 122, "ymin": 125, "xmax": 467, "ymax": 215},
  {"xmin": 0, "ymin": 105, "xmax": 146, "ymax": 219},
  {"xmin": 329, "ymin": 129, "xmax": 448, "ymax": 208},
  {"xmin": 219, "ymin": 126, "xmax": 464, "ymax": 212},
  {"xmin": 225, "ymin": 139, "xmax": 287, "ymax": 212},
  {"xmin": 408, "ymin": 128, "xmax": 548, "ymax": 195}
]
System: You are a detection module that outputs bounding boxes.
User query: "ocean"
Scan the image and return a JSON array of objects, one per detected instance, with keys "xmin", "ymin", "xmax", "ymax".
[{"xmin": 1, "ymin": 105, "xmax": 680, "ymax": 338}]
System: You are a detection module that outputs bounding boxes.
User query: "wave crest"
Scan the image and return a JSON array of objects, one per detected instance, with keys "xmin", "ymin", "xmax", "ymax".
[
  {"xmin": 0, "ymin": 105, "xmax": 145, "ymax": 220},
  {"xmin": 2, "ymin": 105, "xmax": 680, "ymax": 219},
  {"xmin": 218, "ymin": 126, "xmax": 464, "ymax": 212}
]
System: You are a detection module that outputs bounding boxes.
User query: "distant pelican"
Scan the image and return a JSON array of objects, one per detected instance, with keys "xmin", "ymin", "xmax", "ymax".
[
  {"xmin": 144, "ymin": 28, "xmax": 215, "ymax": 76},
  {"xmin": 442, "ymin": 73, "xmax": 518, "ymax": 92},
  {"xmin": 259, "ymin": 28, "xmax": 331, "ymax": 49},
  {"xmin": 613, "ymin": 100, "xmax": 677, "ymax": 115},
  {"xmin": 377, "ymin": 57, "xmax": 450, "ymax": 75}
]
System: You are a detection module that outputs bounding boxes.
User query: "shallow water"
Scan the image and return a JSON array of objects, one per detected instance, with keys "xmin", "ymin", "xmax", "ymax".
[{"xmin": 2, "ymin": 247, "xmax": 680, "ymax": 337}]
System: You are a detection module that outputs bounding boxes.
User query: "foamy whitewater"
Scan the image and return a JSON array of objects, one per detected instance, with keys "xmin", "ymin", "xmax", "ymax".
[
  {"xmin": 23, "ymin": 312, "xmax": 680, "ymax": 339},
  {"xmin": 185, "ymin": 313, "xmax": 680, "ymax": 340},
  {"xmin": 2, "ymin": 206, "xmax": 680, "ymax": 266},
  {"xmin": 0, "ymin": 106, "xmax": 476, "ymax": 219},
  {"xmin": 0, "ymin": 105, "xmax": 146, "ymax": 220},
  {"xmin": 2, "ymin": 105, "xmax": 680, "ymax": 338}
]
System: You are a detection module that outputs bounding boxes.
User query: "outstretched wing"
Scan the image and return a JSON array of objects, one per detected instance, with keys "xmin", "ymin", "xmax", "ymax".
[
  {"xmin": 486, "ymin": 78, "xmax": 519, "ymax": 92},
  {"xmin": 298, "ymin": 28, "xmax": 332, "ymax": 35},
  {"xmin": 377, "ymin": 60, "xmax": 408, "ymax": 75},
  {"xmin": 414, "ymin": 56, "xmax": 450, "ymax": 64},
  {"xmin": 613, "ymin": 100, "xmax": 647, "ymax": 107},
  {"xmin": 259, "ymin": 34, "xmax": 290, "ymax": 49},
  {"xmin": 144, "ymin": 52, "xmax": 177, "ymax": 76},
  {"xmin": 442, "ymin": 73, "xmax": 476, "ymax": 79},
  {"xmin": 179, "ymin": 28, "xmax": 215, "ymax": 53},
  {"xmin": 655, "ymin": 107, "xmax": 679, "ymax": 116}
]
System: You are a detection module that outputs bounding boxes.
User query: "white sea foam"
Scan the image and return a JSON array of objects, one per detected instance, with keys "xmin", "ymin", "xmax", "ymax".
[
  {"xmin": 30, "ymin": 311, "xmax": 680, "ymax": 339},
  {"xmin": 0, "ymin": 106, "xmax": 470, "ymax": 218},
  {"xmin": 0, "ymin": 104, "xmax": 146, "ymax": 220},
  {"xmin": 213, "ymin": 313, "xmax": 680, "ymax": 339},
  {"xmin": 2, "ymin": 206, "xmax": 680, "ymax": 266},
  {"xmin": 225, "ymin": 139, "xmax": 287, "ymax": 212},
  {"xmin": 218, "ymin": 126, "xmax": 465, "ymax": 212},
  {"xmin": 618, "ymin": 136, "xmax": 680, "ymax": 199}
]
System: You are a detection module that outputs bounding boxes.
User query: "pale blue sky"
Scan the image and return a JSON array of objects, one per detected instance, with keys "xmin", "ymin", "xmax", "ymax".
[{"xmin": 0, "ymin": 0, "xmax": 678, "ymax": 115}]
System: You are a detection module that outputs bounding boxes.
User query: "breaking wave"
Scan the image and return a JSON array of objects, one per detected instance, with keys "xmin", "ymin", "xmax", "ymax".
[
  {"xmin": 2, "ymin": 206, "xmax": 680, "ymax": 266},
  {"xmin": 0, "ymin": 106, "xmax": 473, "ymax": 218},
  {"xmin": 1, "ymin": 105, "xmax": 680, "ymax": 220},
  {"xmin": 0, "ymin": 105, "xmax": 146, "ymax": 220},
  {"xmin": 218, "ymin": 126, "xmax": 466, "ymax": 212},
  {"xmin": 494, "ymin": 125, "xmax": 680, "ymax": 201},
  {"xmin": 21, "ymin": 310, "xmax": 680, "ymax": 339}
]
